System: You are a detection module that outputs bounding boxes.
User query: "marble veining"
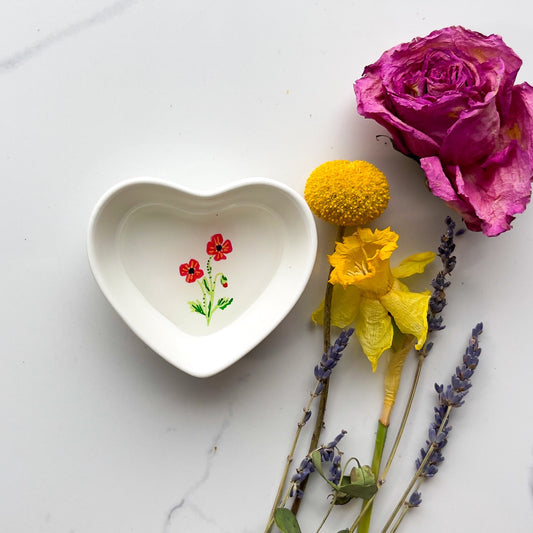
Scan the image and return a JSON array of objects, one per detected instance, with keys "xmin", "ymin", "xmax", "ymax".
[
  {"xmin": 0, "ymin": 0, "xmax": 139, "ymax": 71},
  {"xmin": 163, "ymin": 406, "xmax": 234, "ymax": 533}
]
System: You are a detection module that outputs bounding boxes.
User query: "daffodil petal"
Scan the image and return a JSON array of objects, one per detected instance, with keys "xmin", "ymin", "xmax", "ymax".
[
  {"xmin": 311, "ymin": 285, "xmax": 361, "ymax": 328},
  {"xmin": 380, "ymin": 289, "xmax": 430, "ymax": 349},
  {"xmin": 356, "ymin": 297, "xmax": 393, "ymax": 371},
  {"xmin": 391, "ymin": 252, "xmax": 436, "ymax": 279},
  {"xmin": 311, "ymin": 300, "xmax": 326, "ymax": 325}
]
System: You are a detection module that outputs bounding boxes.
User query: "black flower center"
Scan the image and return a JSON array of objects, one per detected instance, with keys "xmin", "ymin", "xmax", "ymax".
[{"xmin": 188, "ymin": 267, "xmax": 195, "ymax": 274}]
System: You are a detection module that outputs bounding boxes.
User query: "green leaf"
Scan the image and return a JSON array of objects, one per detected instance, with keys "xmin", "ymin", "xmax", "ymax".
[
  {"xmin": 188, "ymin": 301, "xmax": 205, "ymax": 316},
  {"xmin": 336, "ymin": 481, "xmax": 377, "ymax": 499},
  {"xmin": 337, "ymin": 530, "xmax": 350, "ymax": 533},
  {"xmin": 334, "ymin": 476, "xmax": 356, "ymax": 505},
  {"xmin": 203, "ymin": 278, "xmax": 210, "ymax": 292},
  {"xmin": 311, "ymin": 450, "xmax": 325, "ymax": 477},
  {"xmin": 339, "ymin": 465, "xmax": 377, "ymax": 500},
  {"xmin": 217, "ymin": 297, "xmax": 233, "ymax": 310},
  {"xmin": 274, "ymin": 508, "xmax": 302, "ymax": 533}
]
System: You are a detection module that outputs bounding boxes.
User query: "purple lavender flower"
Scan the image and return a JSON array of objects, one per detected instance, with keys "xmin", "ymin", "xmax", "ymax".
[
  {"xmin": 416, "ymin": 323, "xmax": 482, "ymax": 479},
  {"xmin": 290, "ymin": 457, "xmax": 316, "ymax": 498},
  {"xmin": 408, "ymin": 491, "xmax": 422, "ymax": 507},
  {"xmin": 290, "ymin": 430, "xmax": 348, "ymax": 499},
  {"xmin": 313, "ymin": 329, "xmax": 354, "ymax": 387},
  {"xmin": 298, "ymin": 329, "xmax": 354, "ymax": 430},
  {"xmin": 426, "ymin": 217, "xmax": 457, "ymax": 334}
]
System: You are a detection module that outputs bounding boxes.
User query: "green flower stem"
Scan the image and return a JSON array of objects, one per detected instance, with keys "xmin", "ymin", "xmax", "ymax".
[
  {"xmin": 389, "ymin": 505, "xmax": 409, "ymax": 533},
  {"xmin": 290, "ymin": 225, "xmax": 346, "ymax": 516},
  {"xmin": 348, "ymin": 350, "xmax": 426, "ymax": 533},
  {"xmin": 348, "ymin": 497, "xmax": 375, "ymax": 533},
  {"xmin": 380, "ymin": 405, "xmax": 453, "ymax": 533},
  {"xmin": 316, "ymin": 493, "xmax": 338, "ymax": 533},
  {"xmin": 356, "ymin": 421, "xmax": 388, "ymax": 533}
]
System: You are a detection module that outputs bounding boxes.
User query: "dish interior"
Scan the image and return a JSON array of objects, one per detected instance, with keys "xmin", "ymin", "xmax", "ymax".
[{"xmin": 119, "ymin": 201, "xmax": 284, "ymax": 336}]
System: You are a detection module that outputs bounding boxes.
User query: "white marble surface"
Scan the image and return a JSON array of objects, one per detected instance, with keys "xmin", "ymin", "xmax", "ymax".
[{"xmin": 2, "ymin": 1, "xmax": 533, "ymax": 532}]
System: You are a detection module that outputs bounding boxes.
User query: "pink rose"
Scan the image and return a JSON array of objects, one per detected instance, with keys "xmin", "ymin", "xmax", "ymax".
[{"xmin": 354, "ymin": 26, "xmax": 533, "ymax": 236}]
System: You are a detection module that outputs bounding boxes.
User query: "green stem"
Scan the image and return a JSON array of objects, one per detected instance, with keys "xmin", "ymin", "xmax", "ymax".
[
  {"xmin": 290, "ymin": 225, "xmax": 346, "ymax": 516},
  {"xmin": 205, "ymin": 257, "xmax": 215, "ymax": 324},
  {"xmin": 348, "ymin": 498, "xmax": 375, "ymax": 533},
  {"xmin": 388, "ymin": 478, "xmax": 422, "ymax": 533},
  {"xmin": 356, "ymin": 421, "xmax": 388, "ymax": 533},
  {"xmin": 316, "ymin": 493, "xmax": 338, "ymax": 533},
  {"xmin": 389, "ymin": 506, "xmax": 409, "ymax": 533},
  {"xmin": 348, "ymin": 350, "xmax": 426, "ymax": 533}
]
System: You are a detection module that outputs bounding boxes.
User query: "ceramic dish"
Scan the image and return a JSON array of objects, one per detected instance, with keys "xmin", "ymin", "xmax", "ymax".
[{"xmin": 87, "ymin": 177, "xmax": 317, "ymax": 377}]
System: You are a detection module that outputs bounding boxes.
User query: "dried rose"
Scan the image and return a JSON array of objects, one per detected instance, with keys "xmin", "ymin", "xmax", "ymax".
[{"xmin": 354, "ymin": 26, "xmax": 533, "ymax": 236}]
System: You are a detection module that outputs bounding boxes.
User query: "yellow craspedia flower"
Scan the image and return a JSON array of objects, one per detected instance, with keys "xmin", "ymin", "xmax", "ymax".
[{"xmin": 304, "ymin": 160, "xmax": 390, "ymax": 226}]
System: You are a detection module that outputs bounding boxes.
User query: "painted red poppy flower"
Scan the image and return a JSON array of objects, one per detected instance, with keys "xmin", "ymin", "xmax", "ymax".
[
  {"xmin": 179, "ymin": 259, "xmax": 204, "ymax": 283},
  {"xmin": 206, "ymin": 233, "xmax": 233, "ymax": 261}
]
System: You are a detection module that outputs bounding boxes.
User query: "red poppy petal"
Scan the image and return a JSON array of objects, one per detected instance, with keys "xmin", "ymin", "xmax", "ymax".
[
  {"xmin": 222, "ymin": 240, "xmax": 233, "ymax": 253},
  {"xmin": 211, "ymin": 233, "xmax": 223, "ymax": 245}
]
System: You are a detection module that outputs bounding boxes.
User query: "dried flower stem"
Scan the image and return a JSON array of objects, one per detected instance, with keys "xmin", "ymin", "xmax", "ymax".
[
  {"xmin": 264, "ymin": 332, "xmax": 353, "ymax": 533},
  {"xmin": 316, "ymin": 495, "xmax": 338, "ymax": 533},
  {"xmin": 291, "ymin": 225, "xmax": 346, "ymax": 515},
  {"xmin": 388, "ymin": 479, "xmax": 422, "ymax": 533},
  {"xmin": 264, "ymin": 393, "xmax": 319, "ymax": 532},
  {"xmin": 380, "ymin": 405, "xmax": 453, "ymax": 533}
]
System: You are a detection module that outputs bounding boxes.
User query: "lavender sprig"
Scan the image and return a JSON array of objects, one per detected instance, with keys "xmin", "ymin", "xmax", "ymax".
[
  {"xmin": 382, "ymin": 323, "xmax": 483, "ymax": 533},
  {"xmin": 264, "ymin": 329, "xmax": 353, "ymax": 533},
  {"xmin": 415, "ymin": 322, "xmax": 482, "ymax": 478},
  {"xmin": 427, "ymin": 216, "xmax": 457, "ymax": 334}
]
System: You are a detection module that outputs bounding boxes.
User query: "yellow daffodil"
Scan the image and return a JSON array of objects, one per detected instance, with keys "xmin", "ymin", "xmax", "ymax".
[{"xmin": 312, "ymin": 227, "xmax": 435, "ymax": 371}]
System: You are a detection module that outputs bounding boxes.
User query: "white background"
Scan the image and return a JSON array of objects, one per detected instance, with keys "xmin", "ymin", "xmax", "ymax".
[{"xmin": 2, "ymin": 1, "xmax": 533, "ymax": 532}]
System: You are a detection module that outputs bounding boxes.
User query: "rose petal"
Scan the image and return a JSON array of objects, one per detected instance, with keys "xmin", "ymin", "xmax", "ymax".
[
  {"xmin": 502, "ymin": 82, "xmax": 533, "ymax": 162},
  {"xmin": 457, "ymin": 142, "xmax": 532, "ymax": 236},
  {"xmin": 355, "ymin": 73, "xmax": 439, "ymax": 157},
  {"xmin": 439, "ymin": 72, "xmax": 502, "ymax": 165},
  {"xmin": 420, "ymin": 157, "xmax": 482, "ymax": 230}
]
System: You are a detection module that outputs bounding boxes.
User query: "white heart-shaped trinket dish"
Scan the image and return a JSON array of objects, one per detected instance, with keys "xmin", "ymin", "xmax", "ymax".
[{"xmin": 87, "ymin": 178, "xmax": 317, "ymax": 377}]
